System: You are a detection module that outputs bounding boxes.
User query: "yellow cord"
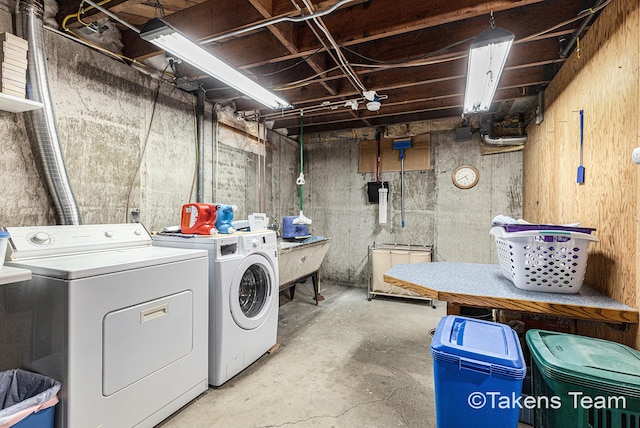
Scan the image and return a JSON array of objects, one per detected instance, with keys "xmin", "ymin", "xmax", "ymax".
[
  {"xmin": 61, "ymin": 0, "xmax": 112, "ymax": 32},
  {"xmin": 61, "ymin": 1, "xmax": 175, "ymax": 80},
  {"xmin": 577, "ymin": 37, "xmax": 581, "ymax": 59}
]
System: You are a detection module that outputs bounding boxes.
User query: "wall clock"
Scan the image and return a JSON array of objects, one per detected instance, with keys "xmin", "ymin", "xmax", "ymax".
[{"xmin": 452, "ymin": 165, "xmax": 479, "ymax": 189}]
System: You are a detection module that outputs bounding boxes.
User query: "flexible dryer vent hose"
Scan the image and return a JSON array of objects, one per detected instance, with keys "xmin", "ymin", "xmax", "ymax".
[{"xmin": 19, "ymin": 0, "xmax": 82, "ymax": 225}]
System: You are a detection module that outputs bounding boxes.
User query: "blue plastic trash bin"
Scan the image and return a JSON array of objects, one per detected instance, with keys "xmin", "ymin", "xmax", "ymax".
[
  {"xmin": 0, "ymin": 369, "xmax": 60, "ymax": 428},
  {"xmin": 430, "ymin": 315, "xmax": 526, "ymax": 428}
]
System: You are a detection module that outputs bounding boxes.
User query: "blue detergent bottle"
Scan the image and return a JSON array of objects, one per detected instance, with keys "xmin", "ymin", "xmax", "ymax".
[{"xmin": 215, "ymin": 204, "xmax": 236, "ymax": 234}]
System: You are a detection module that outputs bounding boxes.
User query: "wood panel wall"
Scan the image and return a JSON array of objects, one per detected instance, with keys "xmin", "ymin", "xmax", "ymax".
[{"xmin": 523, "ymin": 0, "xmax": 640, "ymax": 349}]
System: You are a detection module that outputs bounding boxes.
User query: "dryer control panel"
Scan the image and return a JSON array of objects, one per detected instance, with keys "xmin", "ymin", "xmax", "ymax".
[{"xmin": 5, "ymin": 223, "xmax": 152, "ymax": 260}]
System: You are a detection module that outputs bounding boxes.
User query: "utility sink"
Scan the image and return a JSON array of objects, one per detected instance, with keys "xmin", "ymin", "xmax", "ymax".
[
  {"xmin": 277, "ymin": 241, "xmax": 303, "ymax": 249},
  {"xmin": 277, "ymin": 237, "xmax": 331, "ymax": 288}
]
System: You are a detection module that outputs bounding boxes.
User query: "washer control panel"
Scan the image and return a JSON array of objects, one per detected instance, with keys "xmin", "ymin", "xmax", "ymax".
[{"xmin": 239, "ymin": 230, "xmax": 277, "ymax": 256}]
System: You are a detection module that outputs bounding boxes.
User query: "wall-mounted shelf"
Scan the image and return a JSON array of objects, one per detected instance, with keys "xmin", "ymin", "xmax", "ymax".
[
  {"xmin": 0, "ymin": 92, "xmax": 43, "ymax": 113},
  {"xmin": 0, "ymin": 266, "xmax": 31, "ymax": 285}
]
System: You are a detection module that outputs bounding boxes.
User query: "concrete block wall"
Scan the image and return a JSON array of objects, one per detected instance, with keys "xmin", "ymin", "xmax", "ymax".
[
  {"xmin": 0, "ymin": 26, "xmax": 203, "ymax": 228},
  {"xmin": 270, "ymin": 131, "xmax": 300, "ymax": 222},
  {"xmin": 432, "ymin": 133, "xmax": 523, "ymax": 264},
  {"xmin": 301, "ymin": 130, "xmax": 523, "ymax": 285},
  {"xmin": 0, "ymin": 14, "xmax": 289, "ymax": 231}
]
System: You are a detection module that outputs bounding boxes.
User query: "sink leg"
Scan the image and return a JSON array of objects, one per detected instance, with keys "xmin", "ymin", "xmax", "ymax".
[
  {"xmin": 312, "ymin": 271, "xmax": 319, "ymax": 305},
  {"xmin": 289, "ymin": 285, "xmax": 296, "ymax": 300}
]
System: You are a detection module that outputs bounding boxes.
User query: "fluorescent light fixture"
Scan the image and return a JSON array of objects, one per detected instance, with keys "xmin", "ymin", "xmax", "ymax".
[
  {"xmin": 140, "ymin": 19, "xmax": 292, "ymax": 110},
  {"xmin": 463, "ymin": 26, "xmax": 514, "ymax": 114}
]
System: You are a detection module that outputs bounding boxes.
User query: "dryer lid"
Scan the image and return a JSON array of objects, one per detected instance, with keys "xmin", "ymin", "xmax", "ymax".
[{"xmin": 6, "ymin": 245, "xmax": 207, "ymax": 280}]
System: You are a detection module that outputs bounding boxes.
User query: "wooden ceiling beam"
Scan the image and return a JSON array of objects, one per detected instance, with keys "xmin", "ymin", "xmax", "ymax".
[
  {"xmin": 121, "ymin": 0, "xmax": 544, "ymax": 62},
  {"xmin": 121, "ymin": 0, "xmax": 356, "ymax": 59},
  {"xmin": 275, "ymin": 38, "xmax": 564, "ymax": 107},
  {"xmin": 246, "ymin": 0, "xmax": 338, "ymax": 96},
  {"xmin": 269, "ymin": 85, "xmax": 535, "ymax": 133},
  {"xmin": 263, "ymin": 67, "xmax": 548, "ymax": 130},
  {"xmin": 165, "ymin": 0, "xmax": 581, "ymax": 87},
  {"xmin": 232, "ymin": 0, "xmax": 583, "ymax": 70},
  {"xmin": 278, "ymin": 106, "xmax": 466, "ymax": 135},
  {"xmin": 294, "ymin": 0, "xmax": 545, "ymax": 54}
]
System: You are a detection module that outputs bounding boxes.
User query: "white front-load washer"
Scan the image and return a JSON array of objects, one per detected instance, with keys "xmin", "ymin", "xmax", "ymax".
[
  {"xmin": 153, "ymin": 230, "xmax": 278, "ymax": 386},
  {"xmin": 2, "ymin": 223, "xmax": 209, "ymax": 428}
]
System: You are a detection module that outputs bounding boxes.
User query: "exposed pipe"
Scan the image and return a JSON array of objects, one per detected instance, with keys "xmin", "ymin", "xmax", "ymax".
[
  {"xmin": 559, "ymin": 0, "xmax": 606, "ymax": 58},
  {"xmin": 18, "ymin": 0, "xmax": 82, "ymax": 225},
  {"xmin": 81, "ymin": 0, "xmax": 141, "ymax": 34},
  {"xmin": 201, "ymin": 0, "xmax": 356, "ymax": 44},
  {"xmin": 211, "ymin": 105, "xmax": 218, "ymax": 203},
  {"xmin": 83, "ymin": 0, "xmax": 355, "ymax": 46},
  {"xmin": 375, "ymin": 128, "xmax": 381, "ymax": 182},
  {"xmin": 196, "ymin": 89, "xmax": 205, "ymax": 202},
  {"xmin": 300, "ymin": 0, "xmax": 367, "ymax": 95},
  {"xmin": 481, "ymin": 132, "xmax": 528, "ymax": 146}
]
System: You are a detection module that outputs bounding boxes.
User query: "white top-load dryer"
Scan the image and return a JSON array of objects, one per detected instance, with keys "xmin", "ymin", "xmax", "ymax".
[
  {"xmin": 2, "ymin": 223, "xmax": 209, "ymax": 428},
  {"xmin": 153, "ymin": 230, "xmax": 278, "ymax": 386}
]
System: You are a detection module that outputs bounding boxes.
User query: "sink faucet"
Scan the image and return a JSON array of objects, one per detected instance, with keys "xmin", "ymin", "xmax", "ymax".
[{"xmin": 268, "ymin": 215, "xmax": 280, "ymax": 236}]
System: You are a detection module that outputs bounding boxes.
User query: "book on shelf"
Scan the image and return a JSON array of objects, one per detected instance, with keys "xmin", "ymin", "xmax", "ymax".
[
  {"xmin": 1, "ymin": 43, "xmax": 27, "ymax": 61},
  {"xmin": 2, "ymin": 78, "xmax": 25, "ymax": 92},
  {"xmin": 1, "ymin": 65, "xmax": 26, "ymax": 84},
  {"xmin": 2, "ymin": 60, "xmax": 26, "ymax": 74},
  {"xmin": 0, "ymin": 32, "xmax": 28, "ymax": 51},
  {"xmin": 2, "ymin": 76, "xmax": 26, "ymax": 90},
  {"xmin": 1, "ymin": 86, "xmax": 25, "ymax": 99},
  {"xmin": 1, "ymin": 53, "xmax": 28, "ymax": 69}
]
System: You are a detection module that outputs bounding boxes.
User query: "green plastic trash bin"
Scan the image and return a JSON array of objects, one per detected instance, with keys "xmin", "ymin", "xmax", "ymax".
[
  {"xmin": 526, "ymin": 330, "xmax": 640, "ymax": 428},
  {"xmin": 0, "ymin": 369, "xmax": 60, "ymax": 428}
]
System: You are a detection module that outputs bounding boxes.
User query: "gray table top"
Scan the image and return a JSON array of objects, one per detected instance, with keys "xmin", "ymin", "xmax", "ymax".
[{"xmin": 385, "ymin": 262, "xmax": 635, "ymax": 311}]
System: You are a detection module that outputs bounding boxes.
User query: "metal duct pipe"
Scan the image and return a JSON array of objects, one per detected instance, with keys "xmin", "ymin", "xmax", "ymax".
[
  {"xmin": 81, "ymin": 0, "xmax": 141, "ymax": 34},
  {"xmin": 481, "ymin": 132, "xmax": 528, "ymax": 146},
  {"xmin": 18, "ymin": 0, "xmax": 81, "ymax": 224},
  {"xmin": 196, "ymin": 89, "xmax": 205, "ymax": 202}
]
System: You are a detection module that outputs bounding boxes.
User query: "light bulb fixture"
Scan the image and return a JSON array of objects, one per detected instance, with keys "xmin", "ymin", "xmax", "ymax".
[
  {"xmin": 366, "ymin": 97, "xmax": 381, "ymax": 111},
  {"xmin": 463, "ymin": 26, "xmax": 514, "ymax": 115},
  {"xmin": 140, "ymin": 18, "xmax": 292, "ymax": 110}
]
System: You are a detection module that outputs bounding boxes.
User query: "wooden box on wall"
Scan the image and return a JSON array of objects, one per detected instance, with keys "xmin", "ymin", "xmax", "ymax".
[{"xmin": 359, "ymin": 134, "xmax": 430, "ymax": 173}]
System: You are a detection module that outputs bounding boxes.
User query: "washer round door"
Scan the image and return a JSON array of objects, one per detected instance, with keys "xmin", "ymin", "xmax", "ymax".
[{"xmin": 229, "ymin": 253, "xmax": 275, "ymax": 330}]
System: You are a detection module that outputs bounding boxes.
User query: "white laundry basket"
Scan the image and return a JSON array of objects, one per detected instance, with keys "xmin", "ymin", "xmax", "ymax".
[{"xmin": 490, "ymin": 225, "xmax": 599, "ymax": 294}]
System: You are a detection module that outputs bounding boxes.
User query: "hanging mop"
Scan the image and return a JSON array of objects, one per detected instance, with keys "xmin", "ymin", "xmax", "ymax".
[
  {"xmin": 293, "ymin": 113, "xmax": 312, "ymax": 225},
  {"xmin": 393, "ymin": 138, "xmax": 412, "ymax": 228}
]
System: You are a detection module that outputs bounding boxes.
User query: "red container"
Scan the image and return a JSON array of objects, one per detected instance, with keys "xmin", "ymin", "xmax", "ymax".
[{"xmin": 180, "ymin": 203, "xmax": 217, "ymax": 234}]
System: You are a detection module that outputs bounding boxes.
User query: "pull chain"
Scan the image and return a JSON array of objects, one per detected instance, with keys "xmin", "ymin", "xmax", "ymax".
[{"xmin": 154, "ymin": 0, "xmax": 166, "ymax": 19}]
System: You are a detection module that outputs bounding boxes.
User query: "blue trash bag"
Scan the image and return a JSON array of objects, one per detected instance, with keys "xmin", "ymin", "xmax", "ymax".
[{"xmin": 0, "ymin": 369, "xmax": 60, "ymax": 427}]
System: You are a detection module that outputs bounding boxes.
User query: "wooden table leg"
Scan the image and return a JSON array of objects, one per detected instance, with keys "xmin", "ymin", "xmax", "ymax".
[{"xmin": 447, "ymin": 303, "xmax": 461, "ymax": 315}]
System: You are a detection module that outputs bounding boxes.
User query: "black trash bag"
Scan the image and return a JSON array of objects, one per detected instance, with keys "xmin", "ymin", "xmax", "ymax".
[{"xmin": 0, "ymin": 369, "xmax": 60, "ymax": 426}]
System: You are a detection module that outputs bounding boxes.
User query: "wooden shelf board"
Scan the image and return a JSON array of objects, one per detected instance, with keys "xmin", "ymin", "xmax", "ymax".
[{"xmin": 0, "ymin": 92, "xmax": 43, "ymax": 112}]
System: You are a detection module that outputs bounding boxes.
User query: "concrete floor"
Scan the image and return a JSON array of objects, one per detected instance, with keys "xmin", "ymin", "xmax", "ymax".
[{"xmin": 159, "ymin": 282, "xmax": 531, "ymax": 427}]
